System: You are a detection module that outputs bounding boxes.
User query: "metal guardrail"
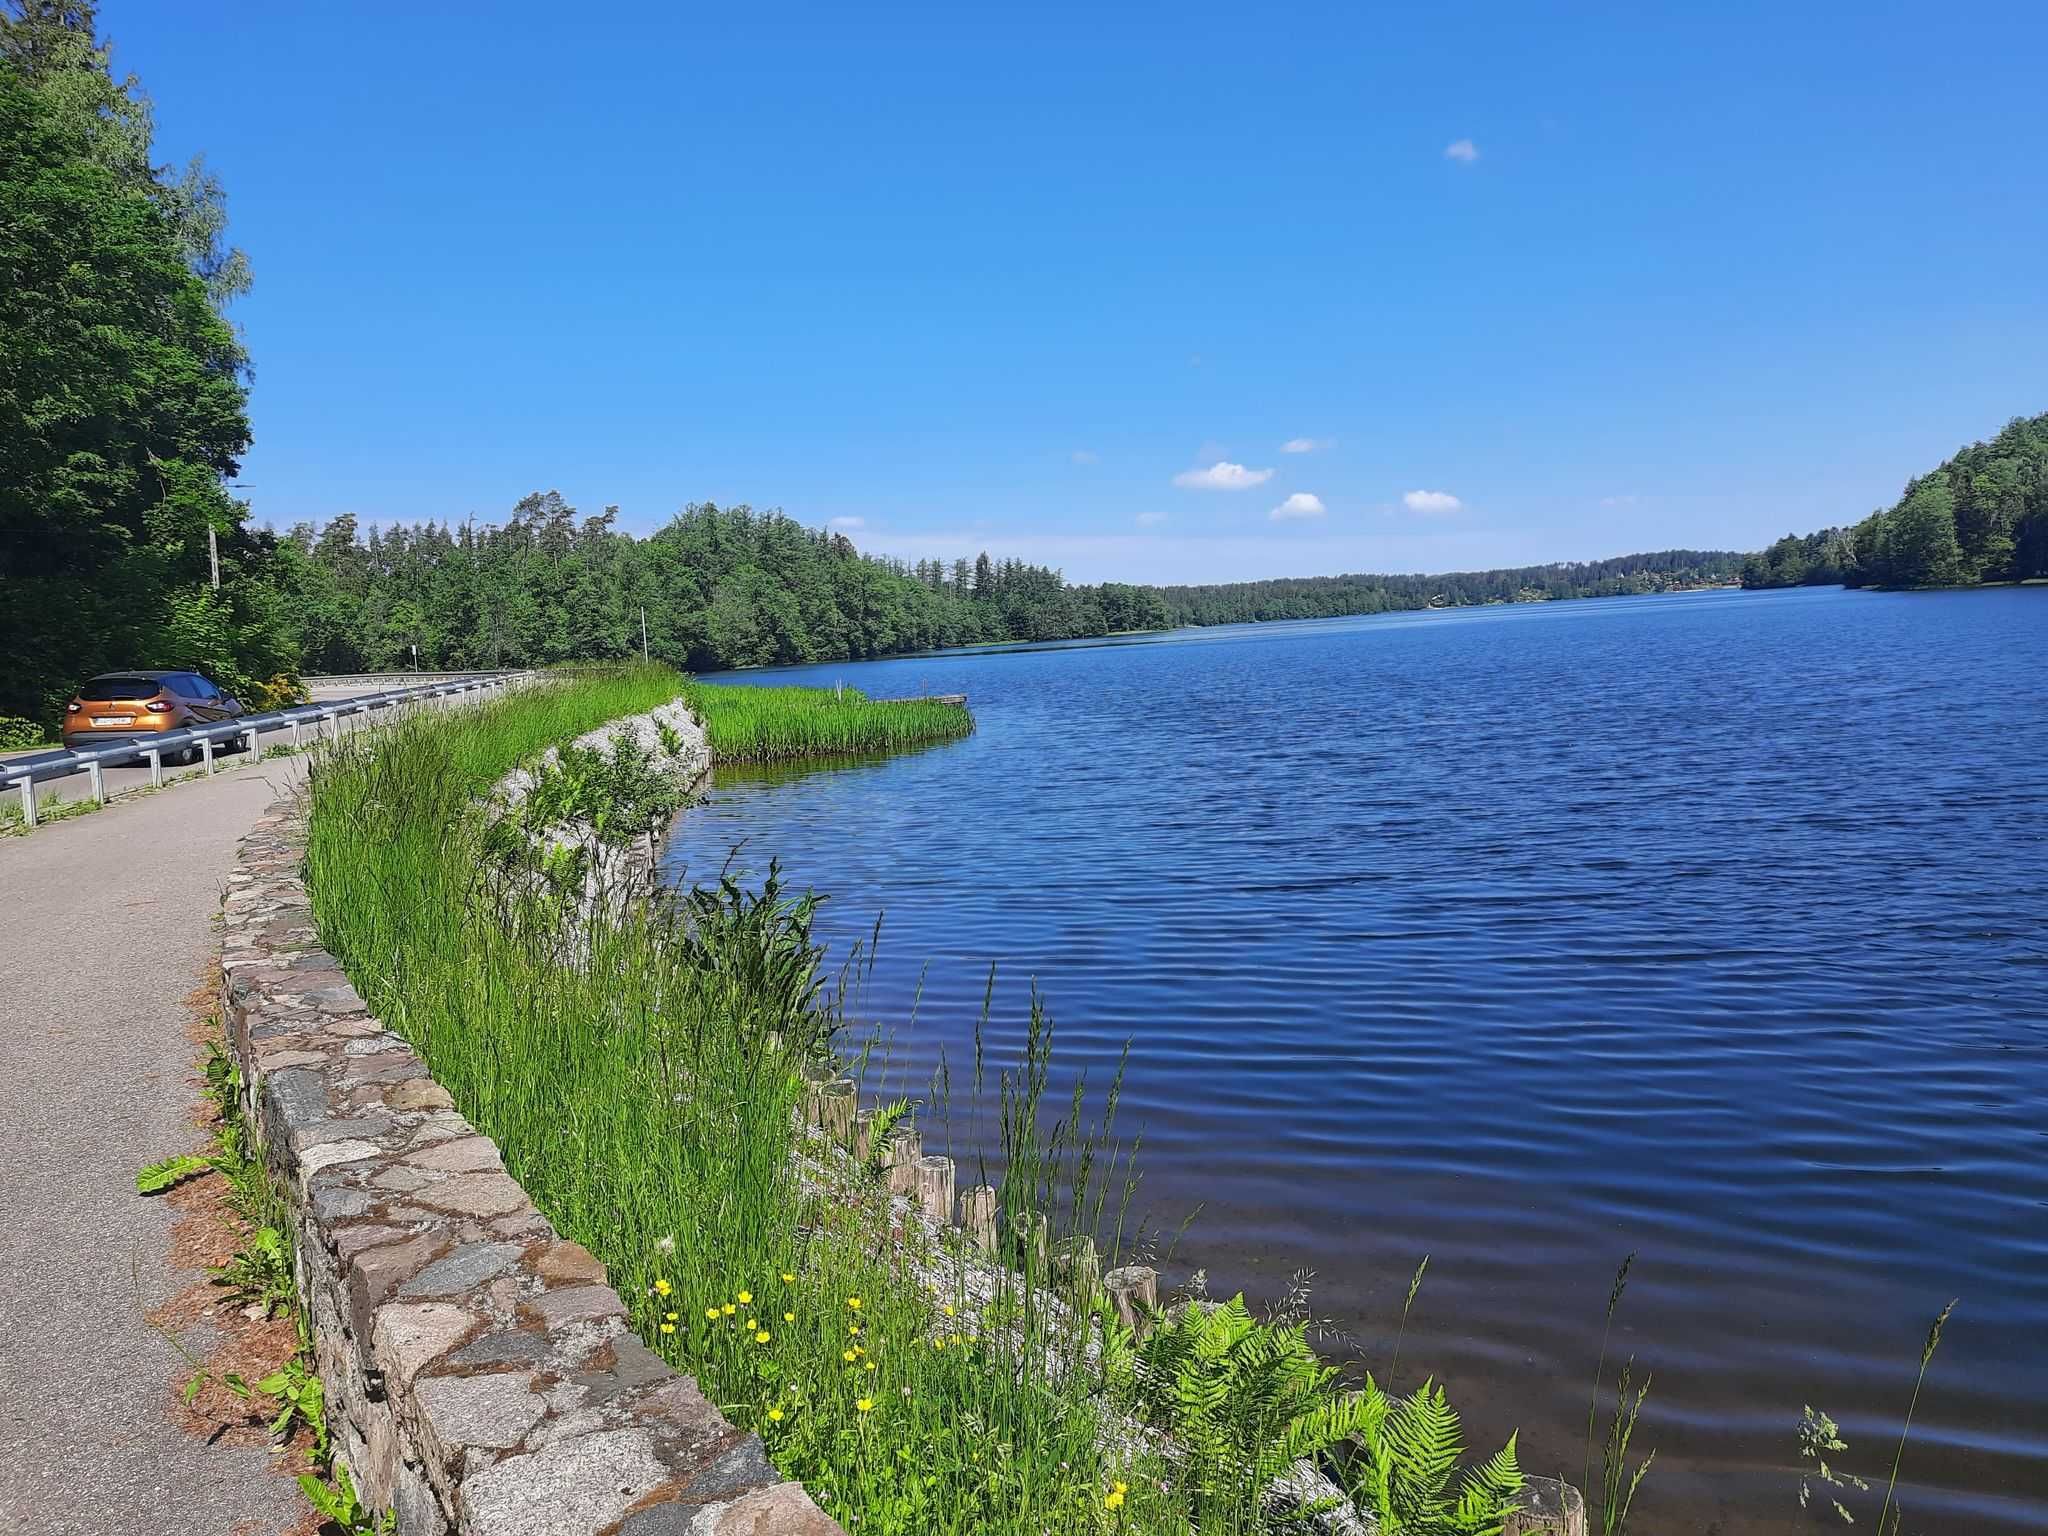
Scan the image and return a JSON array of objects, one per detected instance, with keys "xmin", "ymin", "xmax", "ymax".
[
  {"xmin": 302, "ymin": 668, "xmax": 526, "ymax": 689},
  {"xmin": 2, "ymin": 672, "xmax": 534, "ymax": 831}
]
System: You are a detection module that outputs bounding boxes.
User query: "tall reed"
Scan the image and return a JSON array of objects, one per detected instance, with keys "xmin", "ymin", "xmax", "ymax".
[{"xmin": 680, "ymin": 680, "xmax": 973, "ymax": 763}]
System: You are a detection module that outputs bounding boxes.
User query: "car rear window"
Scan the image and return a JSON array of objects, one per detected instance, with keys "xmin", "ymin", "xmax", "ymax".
[{"xmin": 78, "ymin": 676, "xmax": 165, "ymax": 701}]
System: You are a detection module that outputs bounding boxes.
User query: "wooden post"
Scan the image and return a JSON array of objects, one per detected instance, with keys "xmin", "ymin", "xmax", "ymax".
[
  {"xmin": 1104, "ymin": 1265, "xmax": 1158, "ymax": 1338},
  {"xmin": 913, "ymin": 1155, "xmax": 955, "ymax": 1225},
  {"xmin": 959, "ymin": 1185, "xmax": 998, "ymax": 1253},
  {"xmin": 798, "ymin": 1061, "xmax": 836, "ymax": 1125},
  {"xmin": 1503, "ymin": 1478, "xmax": 1587, "ymax": 1536},
  {"xmin": 886, "ymin": 1130, "xmax": 923, "ymax": 1196},
  {"xmin": 853, "ymin": 1107, "xmax": 880, "ymax": 1164},
  {"xmin": 819, "ymin": 1078, "xmax": 857, "ymax": 1145}
]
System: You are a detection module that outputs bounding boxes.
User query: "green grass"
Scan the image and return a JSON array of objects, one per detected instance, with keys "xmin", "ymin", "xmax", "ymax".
[
  {"xmin": 302, "ymin": 669, "xmax": 1163, "ymax": 1533},
  {"xmin": 680, "ymin": 680, "xmax": 973, "ymax": 763},
  {"xmin": 301, "ymin": 666, "xmax": 1527, "ymax": 1536}
]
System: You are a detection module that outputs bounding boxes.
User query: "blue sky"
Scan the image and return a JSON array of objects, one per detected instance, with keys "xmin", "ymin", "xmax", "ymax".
[{"xmin": 113, "ymin": 2, "xmax": 2047, "ymax": 584}]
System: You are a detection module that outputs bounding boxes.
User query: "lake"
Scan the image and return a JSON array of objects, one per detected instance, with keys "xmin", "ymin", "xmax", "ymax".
[{"xmin": 658, "ymin": 585, "xmax": 2048, "ymax": 1535}]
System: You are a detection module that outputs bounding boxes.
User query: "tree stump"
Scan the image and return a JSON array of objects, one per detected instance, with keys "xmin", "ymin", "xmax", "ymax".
[{"xmin": 1503, "ymin": 1478, "xmax": 1587, "ymax": 1536}]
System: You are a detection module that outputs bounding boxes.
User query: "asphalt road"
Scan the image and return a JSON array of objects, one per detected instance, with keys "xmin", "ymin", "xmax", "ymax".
[{"xmin": 0, "ymin": 750, "xmax": 314, "ymax": 1534}]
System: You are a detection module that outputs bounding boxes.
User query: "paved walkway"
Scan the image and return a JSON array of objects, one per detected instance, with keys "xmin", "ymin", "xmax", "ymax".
[{"xmin": 0, "ymin": 754, "xmax": 312, "ymax": 1535}]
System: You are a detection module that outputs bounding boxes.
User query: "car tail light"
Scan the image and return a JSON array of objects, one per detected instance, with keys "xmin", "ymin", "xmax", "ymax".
[
  {"xmin": 67, "ymin": 701, "xmax": 80, "ymax": 713},
  {"xmin": 146, "ymin": 699, "xmax": 172, "ymax": 713}
]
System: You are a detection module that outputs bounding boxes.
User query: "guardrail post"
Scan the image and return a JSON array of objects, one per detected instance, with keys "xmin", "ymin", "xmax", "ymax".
[
  {"xmin": 290, "ymin": 718, "xmax": 302, "ymax": 748},
  {"xmin": 84, "ymin": 759, "xmax": 104, "ymax": 804},
  {"xmin": 18, "ymin": 776, "xmax": 37, "ymax": 829},
  {"xmin": 200, "ymin": 737, "xmax": 216, "ymax": 775},
  {"xmin": 145, "ymin": 748, "xmax": 163, "ymax": 787},
  {"xmin": 245, "ymin": 727, "xmax": 263, "ymax": 761}
]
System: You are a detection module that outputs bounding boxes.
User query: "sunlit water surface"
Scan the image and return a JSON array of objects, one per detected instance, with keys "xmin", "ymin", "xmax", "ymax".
[{"xmin": 660, "ymin": 586, "xmax": 2048, "ymax": 1535}]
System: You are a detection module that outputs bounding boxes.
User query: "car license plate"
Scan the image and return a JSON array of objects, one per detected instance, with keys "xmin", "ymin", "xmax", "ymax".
[{"xmin": 91, "ymin": 715, "xmax": 133, "ymax": 726}]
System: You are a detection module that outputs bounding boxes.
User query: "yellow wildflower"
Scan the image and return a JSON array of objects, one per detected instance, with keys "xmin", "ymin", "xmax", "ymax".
[
  {"xmin": 705, "ymin": 1307, "xmax": 720, "ymax": 1320},
  {"xmin": 767, "ymin": 1407, "xmax": 785, "ymax": 1422},
  {"xmin": 722, "ymin": 1303, "xmax": 737, "ymax": 1316},
  {"xmin": 863, "ymin": 1360, "xmax": 876, "ymax": 1373},
  {"xmin": 846, "ymin": 1296, "xmax": 862, "ymax": 1311},
  {"xmin": 943, "ymin": 1304, "xmax": 956, "ymax": 1317},
  {"xmin": 660, "ymin": 1322, "xmax": 675, "ymax": 1335},
  {"xmin": 755, "ymin": 1330, "xmax": 772, "ymax": 1344},
  {"xmin": 653, "ymin": 1278, "xmax": 672, "ymax": 1298},
  {"xmin": 783, "ymin": 1311, "xmax": 794, "ymax": 1323},
  {"xmin": 781, "ymin": 1272, "xmax": 795, "ymax": 1284},
  {"xmin": 737, "ymin": 1290, "xmax": 753, "ymax": 1305},
  {"xmin": 855, "ymin": 1397, "xmax": 873, "ymax": 1413},
  {"xmin": 848, "ymin": 1322, "xmax": 861, "ymax": 1335},
  {"xmin": 843, "ymin": 1349, "xmax": 857, "ymax": 1362}
]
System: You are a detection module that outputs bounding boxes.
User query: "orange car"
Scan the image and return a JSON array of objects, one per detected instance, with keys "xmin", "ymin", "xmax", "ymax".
[{"xmin": 62, "ymin": 670, "xmax": 247, "ymax": 758}]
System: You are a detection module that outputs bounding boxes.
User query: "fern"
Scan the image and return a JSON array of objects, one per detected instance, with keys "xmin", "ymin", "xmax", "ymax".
[
  {"xmin": 862, "ymin": 1097, "xmax": 915, "ymax": 1175},
  {"xmin": 1342, "ymin": 1375, "xmax": 1523, "ymax": 1536}
]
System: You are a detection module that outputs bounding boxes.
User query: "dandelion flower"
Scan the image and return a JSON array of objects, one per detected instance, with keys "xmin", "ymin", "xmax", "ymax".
[{"xmin": 856, "ymin": 1397, "xmax": 873, "ymax": 1413}]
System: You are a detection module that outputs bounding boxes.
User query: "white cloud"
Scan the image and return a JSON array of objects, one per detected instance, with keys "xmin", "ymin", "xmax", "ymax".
[
  {"xmin": 1136, "ymin": 511, "xmax": 1168, "ymax": 527},
  {"xmin": 1071, "ymin": 449, "xmax": 1100, "ymax": 465},
  {"xmin": 1269, "ymin": 492, "xmax": 1327, "ymax": 522},
  {"xmin": 829, "ymin": 516, "xmax": 866, "ymax": 530},
  {"xmin": 1280, "ymin": 437, "xmax": 1325, "ymax": 454},
  {"xmin": 1600, "ymin": 494, "xmax": 1638, "ymax": 508},
  {"xmin": 1402, "ymin": 489, "xmax": 1463, "ymax": 515},
  {"xmin": 1173, "ymin": 460, "xmax": 1274, "ymax": 491},
  {"xmin": 1444, "ymin": 139, "xmax": 1479, "ymax": 164}
]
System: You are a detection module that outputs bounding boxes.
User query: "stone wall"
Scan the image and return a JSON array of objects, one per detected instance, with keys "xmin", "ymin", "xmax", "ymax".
[{"xmin": 217, "ymin": 798, "xmax": 842, "ymax": 1535}]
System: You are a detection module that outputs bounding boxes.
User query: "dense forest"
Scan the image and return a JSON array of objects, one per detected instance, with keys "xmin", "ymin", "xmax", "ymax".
[
  {"xmin": 278, "ymin": 496, "xmax": 1168, "ymax": 676},
  {"xmin": 1741, "ymin": 412, "xmax": 2048, "ymax": 590},
  {"xmin": 1156, "ymin": 549, "xmax": 1741, "ymax": 626},
  {"xmin": 1, "ymin": 2, "xmax": 299, "ymax": 734}
]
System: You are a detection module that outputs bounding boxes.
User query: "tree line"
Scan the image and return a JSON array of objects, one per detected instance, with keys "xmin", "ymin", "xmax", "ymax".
[
  {"xmin": 1154, "ymin": 549, "xmax": 1742, "ymax": 627},
  {"xmin": 1741, "ymin": 412, "xmax": 2048, "ymax": 590},
  {"xmin": 2, "ymin": 1, "xmax": 299, "ymax": 735}
]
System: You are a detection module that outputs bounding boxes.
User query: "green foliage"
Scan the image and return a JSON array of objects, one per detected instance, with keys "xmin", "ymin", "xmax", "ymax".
[
  {"xmin": 1876, "ymin": 1299, "xmax": 1956, "ymax": 1536},
  {"xmin": 1127, "ymin": 1293, "xmax": 1375, "ymax": 1528},
  {"xmin": 513, "ymin": 731, "xmax": 687, "ymax": 848},
  {"xmin": 1744, "ymin": 411, "xmax": 2048, "ymax": 590},
  {"xmin": 0, "ymin": 715, "xmax": 46, "ymax": 749},
  {"xmin": 1797, "ymin": 1404, "xmax": 1866, "ymax": 1524},
  {"xmin": 1341, "ymin": 1376, "xmax": 1523, "ymax": 1536},
  {"xmin": 255, "ymin": 1339, "xmax": 329, "ymax": 1465},
  {"xmin": 1159, "ymin": 550, "xmax": 1743, "ymax": 625},
  {"xmin": 680, "ymin": 680, "xmax": 973, "ymax": 763},
  {"xmin": 135, "ymin": 1153, "xmax": 213, "ymax": 1194},
  {"xmin": 1596, "ymin": 1359, "xmax": 1653, "ymax": 1536},
  {"xmin": 862, "ymin": 1098, "xmax": 915, "ymax": 1177},
  {"xmin": 296, "ymin": 1463, "xmax": 394, "ymax": 1536},
  {"xmin": 0, "ymin": 9, "xmax": 295, "ymax": 732}
]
